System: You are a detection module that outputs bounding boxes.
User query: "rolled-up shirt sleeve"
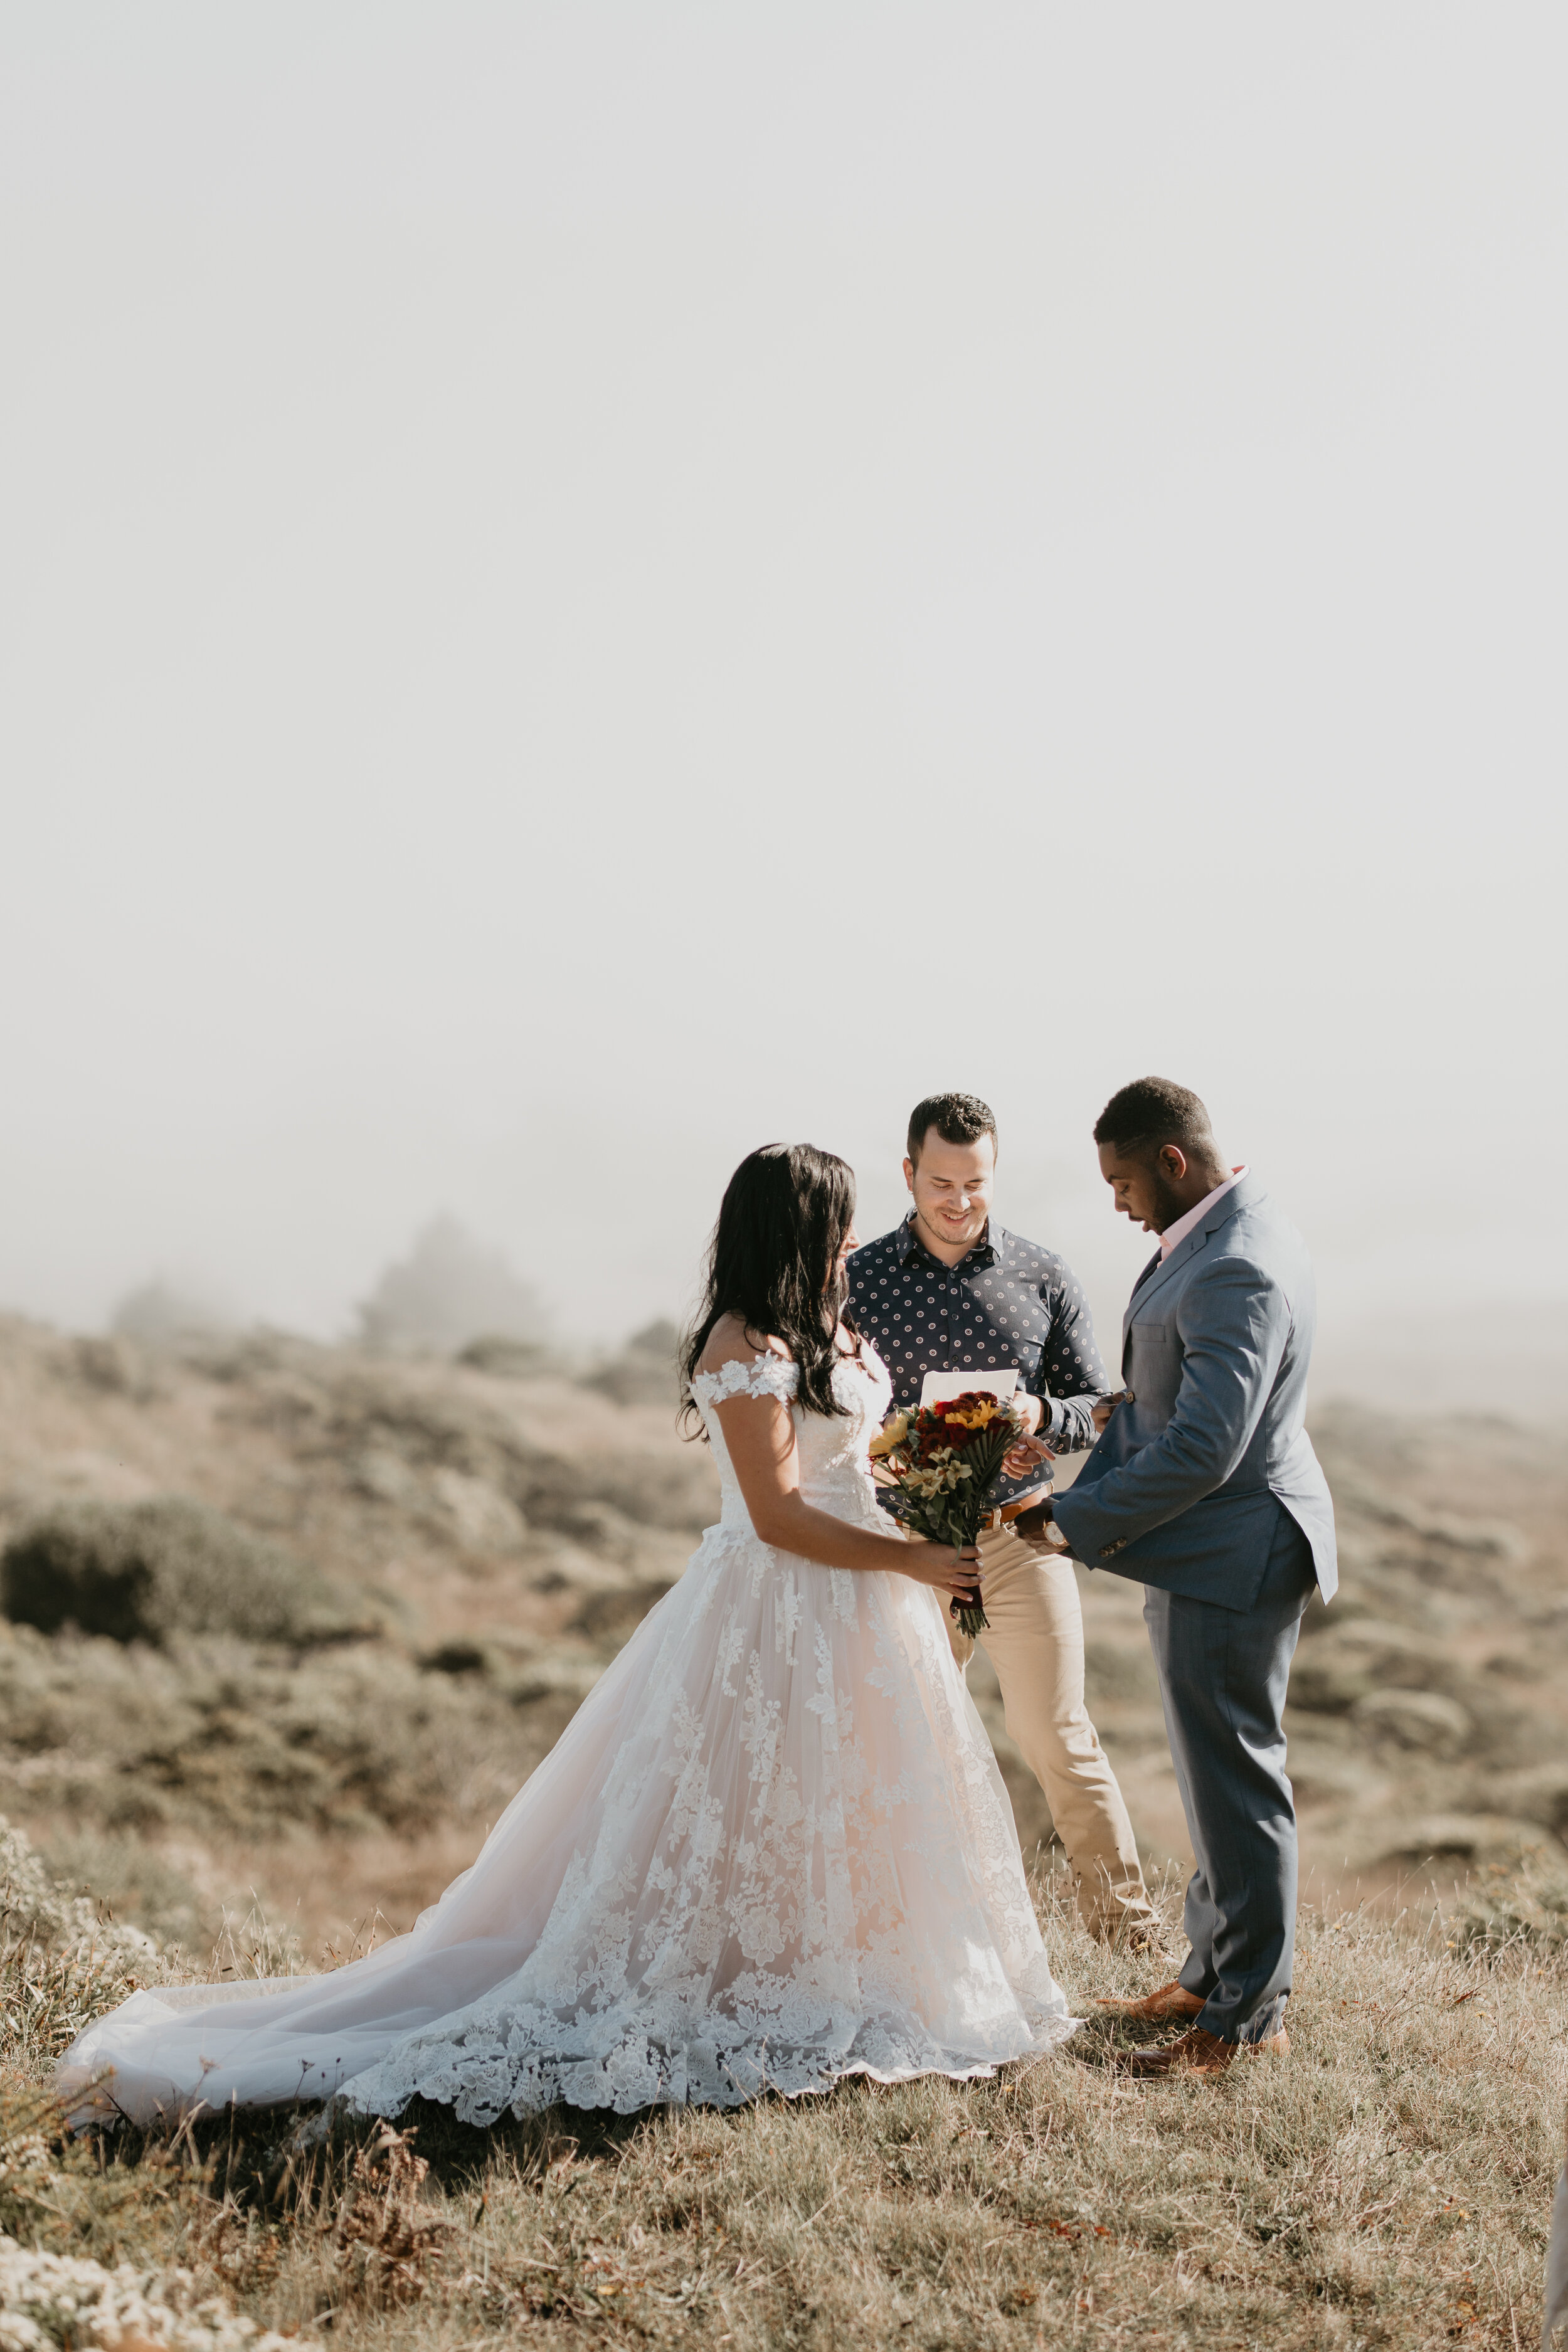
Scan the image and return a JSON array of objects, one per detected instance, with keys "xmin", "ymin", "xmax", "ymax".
[{"xmin": 1037, "ymin": 1271, "xmax": 1111, "ymax": 1453}]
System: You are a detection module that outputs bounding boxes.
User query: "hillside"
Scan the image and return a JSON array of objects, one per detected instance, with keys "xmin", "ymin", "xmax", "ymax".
[{"xmin": 1, "ymin": 1313, "xmax": 1566, "ymax": 2347}]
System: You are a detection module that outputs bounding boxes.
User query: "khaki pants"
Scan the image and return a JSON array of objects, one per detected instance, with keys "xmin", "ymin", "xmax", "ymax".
[{"xmin": 949, "ymin": 1522, "xmax": 1157, "ymax": 1940}]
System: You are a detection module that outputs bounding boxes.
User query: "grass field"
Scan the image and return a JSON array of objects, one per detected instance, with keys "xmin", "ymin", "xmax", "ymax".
[
  {"xmin": 4, "ymin": 1819, "xmax": 1564, "ymax": 2352},
  {"xmin": 3, "ymin": 1323, "xmax": 1567, "ymax": 2346}
]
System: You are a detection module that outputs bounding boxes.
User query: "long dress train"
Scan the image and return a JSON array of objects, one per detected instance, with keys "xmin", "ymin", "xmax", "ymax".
[{"xmin": 60, "ymin": 1347, "xmax": 1074, "ymax": 2126}]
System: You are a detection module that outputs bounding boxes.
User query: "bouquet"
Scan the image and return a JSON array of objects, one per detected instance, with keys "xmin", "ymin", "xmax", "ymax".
[{"xmin": 868, "ymin": 1389, "xmax": 1034, "ymax": 1639}]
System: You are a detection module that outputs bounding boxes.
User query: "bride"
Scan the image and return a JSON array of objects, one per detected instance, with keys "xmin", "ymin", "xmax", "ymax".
[{"xmin": 61, "ymin": 1144, "xmax": 1074, "ymax": 2127}]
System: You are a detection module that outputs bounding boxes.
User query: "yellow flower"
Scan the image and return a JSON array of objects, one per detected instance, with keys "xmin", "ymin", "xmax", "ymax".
[
  {"xmin": 869, "ymin": 1412, "xmax": 909, "ymax": 1459},
  {"xmin": 943, "ymin": 1397, "xmax": 1000, "ymax": 1430}
]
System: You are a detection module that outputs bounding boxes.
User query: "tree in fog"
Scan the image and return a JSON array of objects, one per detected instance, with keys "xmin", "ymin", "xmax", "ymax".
[{"xmin": 356, "ymin": 1216, "xmax": 548, "ymax": 1355}]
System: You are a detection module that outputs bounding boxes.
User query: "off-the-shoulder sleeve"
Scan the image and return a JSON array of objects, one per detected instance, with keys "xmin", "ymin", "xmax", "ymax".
[{"xmin": 689, "ymin": 1355, "xmax": 800, "ymax": 1406}]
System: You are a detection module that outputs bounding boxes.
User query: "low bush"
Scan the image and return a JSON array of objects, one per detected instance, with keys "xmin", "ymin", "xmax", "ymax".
[
  {"xmin": 0, "ymin": 1815, "xmax": 162, "ymax": 2072},
  {"xmin": 580, "ymin": 1318, "xmax": 682, "ymax": 1408},
  {"xmin": 0, "ymin": 1499, "xmax": 358, "ymax": 1650},
  {"xmin": 1444, "ymin": 1851, "xmax": 1568, "ymax": 1961}
]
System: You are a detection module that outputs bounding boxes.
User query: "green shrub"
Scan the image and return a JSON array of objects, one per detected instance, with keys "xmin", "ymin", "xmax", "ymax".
[{"xmin": 0, "ymin": 1498, "xmax": 356, "ymax": 1649}]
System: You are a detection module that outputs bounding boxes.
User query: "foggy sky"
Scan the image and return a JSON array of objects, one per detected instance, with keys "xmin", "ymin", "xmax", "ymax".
[{"xmin": 3, "ymin": 5, "xmax": 1564, "ymax": 1380}]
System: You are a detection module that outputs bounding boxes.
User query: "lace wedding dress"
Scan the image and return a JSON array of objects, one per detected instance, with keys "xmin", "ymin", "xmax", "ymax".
[{"xmin": 60, "ymin": 1347, "xmax": 1074, "ymax": 2127}]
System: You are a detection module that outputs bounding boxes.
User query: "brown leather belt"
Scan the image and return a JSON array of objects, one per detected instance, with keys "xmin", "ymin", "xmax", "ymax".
[{"xmin": 977, "ymin": 1486, "xmax": 1051, "ymax": 1534}]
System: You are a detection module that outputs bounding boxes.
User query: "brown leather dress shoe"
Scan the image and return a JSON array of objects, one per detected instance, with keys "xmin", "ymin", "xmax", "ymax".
[
  {"xmin": 1125, "ymin": 2025, "xmax": 1290, "ymax": 2077},
  {"xmin": 1094, "ymin": 1980, "xmax": 1205, "ymax": 2023}
]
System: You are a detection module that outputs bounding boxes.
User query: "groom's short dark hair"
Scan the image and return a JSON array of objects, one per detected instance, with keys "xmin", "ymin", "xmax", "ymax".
[
  {"xmin": 906, "ymin": 1092, "xmax": 997, "ymax": 1165},
  {"xmin": 1094, "ymin": 1078, "xmax": 1215, "ymax": 1160}
]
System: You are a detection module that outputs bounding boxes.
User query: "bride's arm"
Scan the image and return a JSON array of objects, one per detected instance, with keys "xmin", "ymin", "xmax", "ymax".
[{"xmin": 711, "ymin": 1390, "xmax": 979, "ymax": 1599}]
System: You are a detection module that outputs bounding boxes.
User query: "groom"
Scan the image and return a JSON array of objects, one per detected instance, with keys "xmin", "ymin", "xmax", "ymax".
[
  {"xmin": 1015, "ymin": 1078, "xmax": 1337, "ymax": 2074},
  {"xmin": 849, "ymin": 1091, "xmax": 1160, "ymax": 1947}
]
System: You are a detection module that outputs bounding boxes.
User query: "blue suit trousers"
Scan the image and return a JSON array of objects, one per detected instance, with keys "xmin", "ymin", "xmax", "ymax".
[{"xmin": 1142, "ymin": 1503, "xmax": 1318, "ymax": 2043}]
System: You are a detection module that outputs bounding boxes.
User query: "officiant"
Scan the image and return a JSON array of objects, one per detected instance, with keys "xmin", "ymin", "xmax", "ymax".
[{"xmin": 849, "ymin": 1091, "xmax": 1160, "ymax": 1947}]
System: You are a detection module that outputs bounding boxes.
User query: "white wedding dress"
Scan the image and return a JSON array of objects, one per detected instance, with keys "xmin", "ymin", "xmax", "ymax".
[{"xmin": 60, "ymin": 1347, "xmax": 1073, "ymax": 2127}]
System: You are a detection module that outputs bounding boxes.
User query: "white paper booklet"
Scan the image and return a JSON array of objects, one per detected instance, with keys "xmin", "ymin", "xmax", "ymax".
[{"xmin": 919, "ymin": 1368, "xmax": 1020, "ymax": 1408}]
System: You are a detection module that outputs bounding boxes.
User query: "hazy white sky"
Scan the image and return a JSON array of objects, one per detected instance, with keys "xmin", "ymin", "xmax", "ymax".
[{"xmin": 2, "ymin": 4, "xmax": 1564, "ymax": 1364}]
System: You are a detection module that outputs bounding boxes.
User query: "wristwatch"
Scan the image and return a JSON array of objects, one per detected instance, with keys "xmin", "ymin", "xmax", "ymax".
[{"xmin": 1026, "ymin": 1498, "xmax": 1071, "ymax": 1554}]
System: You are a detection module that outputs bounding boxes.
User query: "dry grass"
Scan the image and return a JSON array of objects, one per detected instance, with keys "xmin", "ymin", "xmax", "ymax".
[{"xmin": 3, "ymin": 1822, "xmax": 1564, "ymax": 2352}]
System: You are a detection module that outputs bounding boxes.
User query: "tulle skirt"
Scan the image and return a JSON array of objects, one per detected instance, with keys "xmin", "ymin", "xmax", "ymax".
[{"xmin": 60, "ymin": 1522, "xmax": 1074, "ymax": 2126}]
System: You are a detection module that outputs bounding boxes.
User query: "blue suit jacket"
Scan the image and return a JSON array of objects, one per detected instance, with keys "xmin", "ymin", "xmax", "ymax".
[{"xmin": 1052, "ymin": 1174, "xmax": 1337, "ymax": 1610}]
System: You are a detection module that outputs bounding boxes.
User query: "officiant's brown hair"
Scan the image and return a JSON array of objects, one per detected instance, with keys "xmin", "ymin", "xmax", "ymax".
[{"xmin": 906, "ymin": 1092, "xmax": 997, "ymax": 1165}]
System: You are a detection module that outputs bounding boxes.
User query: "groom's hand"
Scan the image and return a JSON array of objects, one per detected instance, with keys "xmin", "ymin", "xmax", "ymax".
[
  {"xmin": 1091, "ymin": 1388, "xmax": 1134, "ymax": 1433},
  {"xmin": 1012, "ymin": 1500, "xmax": 1071, "ymax": 1558}
]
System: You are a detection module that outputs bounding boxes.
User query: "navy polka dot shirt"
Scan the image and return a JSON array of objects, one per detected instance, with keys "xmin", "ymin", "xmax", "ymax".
[{"xmin": 848, "ymin": 1214, "xmax": 1111, "ymax": 1505}]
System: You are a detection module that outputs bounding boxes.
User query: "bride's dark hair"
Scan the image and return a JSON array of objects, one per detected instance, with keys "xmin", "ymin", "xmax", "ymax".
[{"xmin": 681, "ymin": 1143, "xmax": 859, "ymax": 1433}]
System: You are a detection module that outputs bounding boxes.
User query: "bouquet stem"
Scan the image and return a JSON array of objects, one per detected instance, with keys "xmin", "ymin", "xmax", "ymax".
[{"xmin": 951, "ymin": 1542, "xmax": 989, "ymax": 1641}]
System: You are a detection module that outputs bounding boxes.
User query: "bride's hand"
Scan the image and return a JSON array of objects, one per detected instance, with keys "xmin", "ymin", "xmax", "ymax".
[{"xmin": 899, "ymin": 1538, "xmax": 983, "ymax": 1602}]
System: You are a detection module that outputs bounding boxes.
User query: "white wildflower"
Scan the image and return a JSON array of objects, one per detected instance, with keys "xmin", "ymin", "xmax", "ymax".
[{"xmin": 0, "ymin": 2233, "xmax": 317, "ymax": 2352}]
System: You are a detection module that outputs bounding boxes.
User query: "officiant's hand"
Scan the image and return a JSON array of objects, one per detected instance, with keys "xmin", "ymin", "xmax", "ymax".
[{"xmin": 1002, "ymin": 1394, "xmax": 1056, "ymax": 1480}]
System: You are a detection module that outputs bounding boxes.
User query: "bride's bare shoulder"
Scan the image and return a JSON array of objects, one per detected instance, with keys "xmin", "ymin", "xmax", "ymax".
[{"xmin": 695, "ymin": 1314, "xmax": 793, "ymax": 1378}]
